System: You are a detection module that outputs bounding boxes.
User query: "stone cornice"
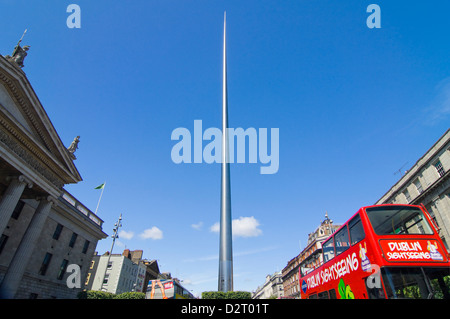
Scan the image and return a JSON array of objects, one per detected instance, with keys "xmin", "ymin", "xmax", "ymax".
[
  {"xmin": 53, "ymin": 197, "xmax": 107, "ymax": 239},
  {"xmin": 0, "ymin": 66, "xmax": 55, "ymax": 155},
  {"xmin": 0, "ymin": 55, "xmax": 82, "ymax": 184},
  {"xmin": 0, "ymin": 103, "xmax": 75, "ymax": 186},
  {"xmin": 0, "ymin": 126, "xmax": 65, "ymax": 189},
  {"xmin": 376, "ymin": 129, "xmax": 450, "ymax": 204}
]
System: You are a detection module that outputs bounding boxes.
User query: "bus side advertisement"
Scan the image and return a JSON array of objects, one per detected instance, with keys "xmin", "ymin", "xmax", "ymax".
[{"xmin": 301, "ymin": 239, "xmax": 374, "ymax": 299}]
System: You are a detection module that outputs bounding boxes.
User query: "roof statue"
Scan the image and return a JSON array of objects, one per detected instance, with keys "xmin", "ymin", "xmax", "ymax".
[
  {"xmin": 67, "ymin": 136, "xmax": 80, "ymax": 159},
  {"xmin": 5, "ymin": 29, "xmax": 29, "ymax": 69}
]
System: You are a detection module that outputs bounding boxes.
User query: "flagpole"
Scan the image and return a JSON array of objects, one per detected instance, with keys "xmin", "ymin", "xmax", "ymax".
[{"xmin": 95, "ymin": 182, "xmax": 106, "ymax": 214}]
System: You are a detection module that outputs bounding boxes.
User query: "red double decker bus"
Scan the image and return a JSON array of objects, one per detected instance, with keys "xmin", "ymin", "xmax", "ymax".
[{"xmin": 299, "ymin": 204, "xmax": 450, "ymax": 299}]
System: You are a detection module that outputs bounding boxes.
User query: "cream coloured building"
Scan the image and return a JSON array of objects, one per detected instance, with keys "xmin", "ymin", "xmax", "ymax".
[
  {"xmin": 0, "ymin": 47, "xmax": 107, "ymax": 298},
  {"xmin": 252, "ymin": 271, "xmax": 284, "ymax": 299},
  {"xmin": 87, "ymin": 252, "xmax": 142, "ymax": 294},
  {"xmin": 376, "ymin": 129, "xmax": 450, "ymax": 249}
]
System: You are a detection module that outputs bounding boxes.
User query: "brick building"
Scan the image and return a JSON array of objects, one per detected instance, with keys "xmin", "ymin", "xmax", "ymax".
[{"xmin": 282, "ymin": 213, "xmax": 341, "ymax": 298}]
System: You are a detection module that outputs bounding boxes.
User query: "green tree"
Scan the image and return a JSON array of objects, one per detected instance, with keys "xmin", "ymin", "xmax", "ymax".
[
  {"xmin": 202, "ymin": 291, "xmax": 251, "ymax": 299},
  {"xmin": 115, "ymin": 292, "xmax": 146, "ymax": 299},
  {"xmin": 78, "ymin": 290, "xmax": 115, "ymax": 299}
]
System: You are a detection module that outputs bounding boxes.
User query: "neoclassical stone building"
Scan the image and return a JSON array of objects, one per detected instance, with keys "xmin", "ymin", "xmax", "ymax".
[
  {"xmin": 376, "ymin": 129, "xmax": 450, "ymax": 249},
  {"xmin": 0, "ymin": 46, "xmax": 107, "ymax": 298}
]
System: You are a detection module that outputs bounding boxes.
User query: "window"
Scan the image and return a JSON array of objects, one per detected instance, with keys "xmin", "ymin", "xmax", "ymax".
[
  {"xmin": 322, "ymin": 237, "xmax": 335, "ymax": 262},
  {"xmin": 57, "ymin": 259, "xmax": 69, "ymax": 280},
  {"xmin": 11, "ymin": 200, "xmax": 25, "ymax": 220},
  {"xmin": 85, "ymin": 273, "xmax": 91, "ymax": 286},
  {"xmin": 328, "ymin": 289, "xmax": 337, "ymax": 299},
  {"xmin": 434, "ymin": 160, "xmax": 445, "ymax": 177},
  {"xmin": 403, "ymin": 189, "xmax": 412, "ymax": 203},
  {"xmin": 334, "ymin": 226, "xmax": 350, "ymax": 256},
  {"xmin": 53, "ymin": 224, "xmax": 63, "ymax": 240},
  {"xmin": 69, "ymin": 233, "xmax": 78, "ymax": 248},
  {"xmin": 348, "ymin": 214, "xmax": 365, "ymax": 245},
  {"xmin": 366, "ymin": 206, "xmax": 433, "ymax": 235},
  {"xmin": 82, "ymin": 240, "xmax": 90, "ymax": 254},
  {"xmin": 365, "ymin": 275, "xmax": 386, "ymax": 299},
  {"xmin": 381, "ymin": 267, "xmax": 450, "ymax": 299},
  {"xmin": 39, "ymin": 253, "xmax": 53, "ymax": 276},
  {"xmin": 413, "ymin": 179, "xmax": 423, "ymax": 194},
  {"xmin": 0, "ymin": 234, "xmax": 8, "ymax": 255},
  {"xmin": 426, "ymin": 206, "xmax": 440, "ymax": 228},
  {"xmin": 318, "ymin": 291, "xmax": 329, "ymax": 299}
]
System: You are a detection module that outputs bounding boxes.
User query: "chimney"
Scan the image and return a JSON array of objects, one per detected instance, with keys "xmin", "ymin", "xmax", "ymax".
[
  {"xmin": 130, "ymin": 250, "xmax": 143, "ymax": 264},
  {"xmin": 123, "ymin": 249, "xmax": 131, "ymax": 259}
]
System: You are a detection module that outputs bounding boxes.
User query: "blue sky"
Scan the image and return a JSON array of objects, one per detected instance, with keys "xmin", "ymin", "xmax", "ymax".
[{"xmin": 1, "ymin": 1, "xmax": 449, "ymax": 297}]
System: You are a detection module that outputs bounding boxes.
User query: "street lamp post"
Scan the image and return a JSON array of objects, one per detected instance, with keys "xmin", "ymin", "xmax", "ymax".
[{"xmin": 100, "ymin": 213, "xmax": 122, "ymax": 292}]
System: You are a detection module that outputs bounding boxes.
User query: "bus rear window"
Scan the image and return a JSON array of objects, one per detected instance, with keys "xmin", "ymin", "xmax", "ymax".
[{"xmin": 366, "ymin": 206, "xmax": 433, "ymax": 235}]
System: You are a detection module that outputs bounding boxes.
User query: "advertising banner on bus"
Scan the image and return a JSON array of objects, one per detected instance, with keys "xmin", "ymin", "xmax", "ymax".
[
  {"xmin": 379, "ymin": 239, "xmax": 448, "ymax": 263},
  {"xmin": 300, "ymin": 240, "xmax": 375, "ymax": 299}
]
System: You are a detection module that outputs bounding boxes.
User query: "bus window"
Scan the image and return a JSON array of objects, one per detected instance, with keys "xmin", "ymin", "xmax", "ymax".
[
  {"xmin": 328, "ymin": 289, "xmax": 337, "ymax": 299},
  {"xmin": 382, "ymin": 267, "xmax": 433, "ymax": 299},
  {"xmin": 426, "ymin": 268, "xmax": 450, "ymax": 299},
  {"xmin": 366, "ymin": 206, "xmax": 433, "ymax": 235},
  {"xmin": 318, "ymin": 291, "xmax": 329, "ymax": 299},
  {"xmin": 365, "ymin": 276, "xmax": 386, "ymax": 299},
  {"xmin": 335, "ymin": 226, "xmax": 350, "ymax": 256},
  {"xmin": 323, "ymin": 237, "xmax": 335, "ymax": 262},
  {"xmin": 348, "ymin": 214, "xmax": 365, "ymax": 245},
  {"xmin": 300, "ymin": 264, "xmax": 313, "ymax": 277},
  {"xmin": 381, "ymin": 267, "xmax": 450, "ymax": 299},
  {"xmin": 309, "ymin": 293, "xmax": 317, "ymax": 299}
]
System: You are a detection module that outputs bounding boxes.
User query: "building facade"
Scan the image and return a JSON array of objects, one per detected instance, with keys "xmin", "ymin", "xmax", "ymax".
[
  {"xmin": 281, "ymin": 254, "xmax": 301, "ymax": 298},
  {"xmin": 252, "ymin": 272, "xmax": 284, "ymax": 299},
  {"xmin": 282, "ymin": 213, "xmax": 341, "ymax": 298},
  {"xmin": 87, "ymin": 252, "xmax": 140, "ymax": 294},
  {"xmin": 0, "ymin": 51, "xmax": 107, "ymax": 298},
  {"xmin": 375, "ymin": 129, "xmax": 450, "ymax": 249},
  {"xmin": 85, "ymin": 249, "xmax": 161, "ymax": 294}
]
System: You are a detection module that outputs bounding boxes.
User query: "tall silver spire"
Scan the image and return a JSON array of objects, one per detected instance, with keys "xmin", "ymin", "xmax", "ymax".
[{"xmin": 218, "ymin": 11, "xmax": 233, "ymax": 292}]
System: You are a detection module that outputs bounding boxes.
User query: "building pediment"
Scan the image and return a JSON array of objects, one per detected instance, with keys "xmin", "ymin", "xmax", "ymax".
[{"xmin": 0, "ymin": 55, "xmax": 82, "ymax": 192}]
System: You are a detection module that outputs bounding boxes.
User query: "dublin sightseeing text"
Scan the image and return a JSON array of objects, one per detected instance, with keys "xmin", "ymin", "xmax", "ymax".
[
  {"xmin": 171, "ymin": 120, "xmax": 279, "ymax": 175},
  {"xmin": 305, "ymin": 254, "xmax": 382, "ymax": 290}
]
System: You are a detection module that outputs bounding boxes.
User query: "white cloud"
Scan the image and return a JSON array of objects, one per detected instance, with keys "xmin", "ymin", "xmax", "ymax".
[
  {"xmin": 139, "ymin": 227, "xmax": 163, "ymax": 240},
  {"xmin": 115, "ymin": 240, "xmax": 125, "ymax": 248},
  {"xmin": 233, "ymin": 216, "xmax": 262, "ymax": 237},
  {"xmin": 119, "ymin": 230, "xmax": 134, "ymax": 240},
  {"xmin": 425, "ymin": 77, "xmax": 450, "ymax": 125},
  {"xmin": 210, "ymin": 216, "xmax": 262, "ymax": 238},
  {"xmin": 191, "ymin": 221, "xmax": 203, "ymax": 230},
  {"xmin": 210, "ymin": 222, "xmax": 220, "ymax": 233}
]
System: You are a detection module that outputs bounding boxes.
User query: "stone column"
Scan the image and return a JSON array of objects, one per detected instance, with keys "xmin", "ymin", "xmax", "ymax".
[
  {"xmin": 0, "ymin": 196, "xmax": 55, "ymax": 299},
  {"xmin": 0, "ymin": 175, "xmax": 33, "ymax": 236}
]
